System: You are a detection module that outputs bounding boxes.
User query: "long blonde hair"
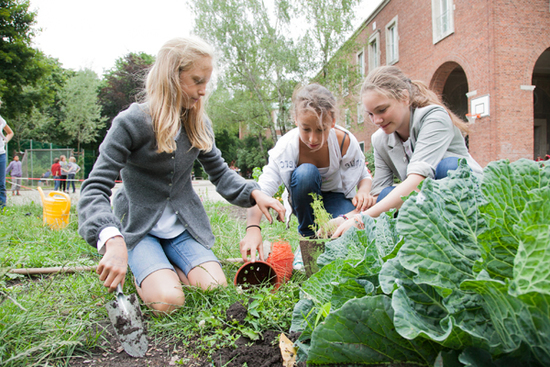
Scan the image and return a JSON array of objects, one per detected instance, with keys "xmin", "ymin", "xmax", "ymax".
[
  {"xmin": 145, "ymin": 37, "xmax": 214, "ymax": 153},
  {"xmin": 361, "ymin": 66, "xmax": 469, "ymax": 134}
]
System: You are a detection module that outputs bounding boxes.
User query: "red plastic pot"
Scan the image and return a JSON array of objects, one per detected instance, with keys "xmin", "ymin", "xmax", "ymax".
[{"xmin": 234, "ymin": 261, "xmax": 282, "ymax": 290}]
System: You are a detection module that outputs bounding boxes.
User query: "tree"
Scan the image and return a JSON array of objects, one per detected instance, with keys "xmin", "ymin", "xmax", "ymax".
[
  {"xmin": 236, "ymin": 134, "xmax": 274, "ymax": 178},
  {"xmin": 191, "ymin": 0, "xmax": 307, "ymax": 144},
  {"xmin": 0, "ymin": 0, "xmax": 50, "ymax": 119},
  {"xmin": 191, "ymin": 0, "xmax": 365, "ymax": 170},
  {"xmin": 98, "ymin": 52, "xmax": 155, "ymax": 130},
  {"xmin": 296, "ymin": 0, "xmax": 362, "ymax": 82},
  {"xmin": 58, "ymin": 69, "xmax": 106, "ymax": 152},
  {"xmin": 5, "ymin": 55, "xmax": 68, "ymax": 152}
]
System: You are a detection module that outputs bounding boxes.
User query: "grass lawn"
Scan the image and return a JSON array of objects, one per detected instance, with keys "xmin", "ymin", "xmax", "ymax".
[{"xmin": 0, "ymin": 199, "xmax": 304, "ymax": 366}]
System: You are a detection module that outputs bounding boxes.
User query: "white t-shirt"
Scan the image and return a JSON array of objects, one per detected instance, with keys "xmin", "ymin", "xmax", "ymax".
[{"xmin": 0, "ymin": 116, "xmax": 6, "ymax": 155}]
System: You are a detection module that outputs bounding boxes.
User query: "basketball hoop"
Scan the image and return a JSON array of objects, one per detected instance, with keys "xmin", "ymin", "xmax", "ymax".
[{"xmin": 465, "ymin": 113, "xmax": 481, "ymax": 125}]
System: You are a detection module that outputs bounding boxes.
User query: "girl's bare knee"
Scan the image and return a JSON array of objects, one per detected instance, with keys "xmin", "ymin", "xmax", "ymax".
[{"xmin": 148, "ymin": 288, "xmax": 185, "ymax": 314}]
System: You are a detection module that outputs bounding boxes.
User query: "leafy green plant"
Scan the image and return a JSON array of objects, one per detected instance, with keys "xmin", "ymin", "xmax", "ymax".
[
  {"xmin": 308, "ymin": 193, "xmax": 333, "ymax": 239},
  {"xmin": 291, "ymin": 159, "xmax": 550, "ymax": 366}
]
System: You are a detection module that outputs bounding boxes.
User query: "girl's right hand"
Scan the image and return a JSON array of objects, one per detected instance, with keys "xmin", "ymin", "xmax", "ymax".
[
  {"xmin": 331, "ymin": 214, "xmax": 365, "ymax": 238},
  {"xmin": 239, "ymin": 227, "xmax": 264, "ymax": 263},
  {"xmin": 97, "ymin": 236, "xmax": 128, "ymax": 292},
  {"xmin": 317, "ymin": 216, "xmax": 346, "ymax": 238}
]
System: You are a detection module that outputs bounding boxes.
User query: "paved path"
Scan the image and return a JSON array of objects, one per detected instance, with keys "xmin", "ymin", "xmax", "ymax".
[{"xmin": 4, "ymin": 179, "xmax": 233, "ymax": 207}]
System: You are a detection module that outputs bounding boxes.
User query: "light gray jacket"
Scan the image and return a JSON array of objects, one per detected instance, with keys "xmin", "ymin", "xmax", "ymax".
[
  {"xmin": 370, "ymin": 105, "xmax": 482, "ymax": 196},
  {"xmin": 78, "ymin": 103, "xmax": 259, "ymax": 250}
]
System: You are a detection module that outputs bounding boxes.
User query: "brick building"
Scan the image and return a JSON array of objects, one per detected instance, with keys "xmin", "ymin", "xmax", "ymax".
[{"xmin": 337, "ymin": 0, "xmax": 550, "ymax": 167}]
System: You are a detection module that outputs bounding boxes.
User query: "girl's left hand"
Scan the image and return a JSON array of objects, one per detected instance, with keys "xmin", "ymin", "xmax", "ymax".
[
  {"xmin": 352, "ymin": 192, "xmax": 377, "ymax": 212},
  {"xmin": 251, "ymin": 190, "xmax": 286, "ymax": 224}
]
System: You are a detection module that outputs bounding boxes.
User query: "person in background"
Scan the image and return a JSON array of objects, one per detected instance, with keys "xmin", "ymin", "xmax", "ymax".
[
  {"xmin": 78, "ymin": 36, "xmax": 285, "ymax": 315},
  {"xmin": 51, "ymin": 158, "xmax": 61, "ymax": 191},
  {"xmin": 39, "ymin": 170, "xmax": 51, "ymax": 186},
  {"xmin": 66, "ymin": 156, "xmax": 81, "ymax": 193},
  {"xmin": 5, "ymin": 155, "xmax": 22, "ymax": 196},
  {"xmin": 0, "ymin": 100, "xmax": 15, "ymax": 207},
  {"xmin": 240, "ymin": 83, "xmax": 374, "ymax": 262},
  {"xmin": 59, "ymin": 155, "xmax": 68, "ymax": 192},
  {"xmin": 331, "ymin": 65, "xmax": 483, "ymax": 237}
]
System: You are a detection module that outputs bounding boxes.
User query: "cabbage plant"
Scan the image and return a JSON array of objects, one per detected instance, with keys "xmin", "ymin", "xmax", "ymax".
[{"xmin": 290, "ymin": 159, "xmax": 550, "ymax": 366}]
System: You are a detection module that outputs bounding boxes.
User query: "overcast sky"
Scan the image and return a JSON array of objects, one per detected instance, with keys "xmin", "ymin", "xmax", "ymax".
[{"xmin": 29, "ymin": 0, "xmax": 382, "ymax": 77}]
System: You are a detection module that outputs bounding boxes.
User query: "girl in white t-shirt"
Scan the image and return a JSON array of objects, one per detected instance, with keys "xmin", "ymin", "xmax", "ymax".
[
  {"xmin": 0, "ymin": 100, "xmax": 15, "ymax": 208},
  {"xmin": 239, "ymin": 84, "xmax": 375, "ymax": 262}
]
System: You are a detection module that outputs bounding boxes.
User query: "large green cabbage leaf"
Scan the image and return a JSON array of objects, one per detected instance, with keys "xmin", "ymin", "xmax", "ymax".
[
  {"xmin": 307, "ymin": 296, "xmax": 441, "ymax": 366},
  {"xmin": 291, "ymin": 159, "xmax": 550, "ymax": 366}
]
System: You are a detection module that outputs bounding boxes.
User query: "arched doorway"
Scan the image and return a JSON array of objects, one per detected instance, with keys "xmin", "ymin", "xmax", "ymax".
[
  {"xmin": 431, "ymin": 62, "xmax": 470, "ymax": 144},
  {"xmin": 533, "ymin": 48, "xmax": 550, "ymax": 160},
  {"xmin": 431, "ymin": 62, "xmax": 469, "ymax": 121}
]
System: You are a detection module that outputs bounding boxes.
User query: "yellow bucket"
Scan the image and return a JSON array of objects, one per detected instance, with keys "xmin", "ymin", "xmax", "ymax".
[{"xmin": 37, "ymin": 187, "xmax": 71, "ymax": 229}]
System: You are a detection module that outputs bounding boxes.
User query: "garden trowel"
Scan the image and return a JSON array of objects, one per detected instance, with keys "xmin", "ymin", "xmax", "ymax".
[{"xmin": 105, "ymin": 283, "xmax": 148, "ymax": 357}]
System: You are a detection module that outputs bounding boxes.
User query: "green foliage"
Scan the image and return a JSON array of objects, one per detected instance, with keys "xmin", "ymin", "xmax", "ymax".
[
  {"xmin": 308, "ymin": 193, "xmax": 332, "ymax": 239},
  {"xmin": 98, "ymin": 52, "xmax": 154, "ymax": 133},
  {"xmin": 364, "ymin": 145, "xmax": 375, "ymax": 176},
  {"xmin": 291, "ymin": 159, "xmax": 550, "ymax": 366},
  {"xmin": 58, "ymin": 69, "xmax": 107, "ymax": 151},
  {"xmin": 214, "ymin": 128, "xmax": 242, "ymax": 167},
  {"xmin": 235, "ymin": 134, "xmax": 273, "ymax": 177},
  {"xmin": 0, "ymin": 0, "xmax": 50, "ymax": 119},
  {"xmin": 302, "ymin": 0, "xmax": 361, "ymax": 82}
]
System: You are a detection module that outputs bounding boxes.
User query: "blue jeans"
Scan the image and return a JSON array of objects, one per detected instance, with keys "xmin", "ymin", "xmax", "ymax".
[
  {"xmin": 0, "ymin": 153, "xmax": 5, "ymax": 207},
  {"xmin": 290, "ymin": 163, "xmax": 356, "ymax": 237},
  {"xmin": 128, "ymin": 231, "xmax": 220, "ymax": 286},
  {"xmin": 68, "ymin": 174, "xmax": 76, "ymax": 192},
  {"xmin": 54, "ymin": 175, "xmax": 61, "ymax": 190},
  {"xmin": 376, "ymin": 157, "xmax": 460, "ymax": 203}
]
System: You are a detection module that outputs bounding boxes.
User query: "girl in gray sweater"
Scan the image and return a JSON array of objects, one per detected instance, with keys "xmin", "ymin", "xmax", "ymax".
[{"xmin": 78, "ymin": 37, "xmax": 285, "ymax": 314}]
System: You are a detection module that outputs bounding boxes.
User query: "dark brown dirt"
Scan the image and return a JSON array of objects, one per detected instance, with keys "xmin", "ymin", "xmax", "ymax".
[
  {"xmin": 68, "ymin": 306, "xmax": 290, "ymax": 367},
  {"xmin": 68, "ymin": 322, "xmax": 205, "ymax": 366},
  {"xmin": 226, "ymin": 300, "xmax": 248, "ymax": 324}
]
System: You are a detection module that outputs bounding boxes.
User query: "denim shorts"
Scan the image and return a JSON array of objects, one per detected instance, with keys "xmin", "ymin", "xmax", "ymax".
[{"xmin": 128, "ymin": 231, "xmax": 220, "ymax": 286}]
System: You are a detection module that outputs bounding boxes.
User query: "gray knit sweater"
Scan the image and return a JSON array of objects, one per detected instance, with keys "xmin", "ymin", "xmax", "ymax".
[{"xmin": 78, "ymin": 103, "xmax": 259, "ymax": 250}]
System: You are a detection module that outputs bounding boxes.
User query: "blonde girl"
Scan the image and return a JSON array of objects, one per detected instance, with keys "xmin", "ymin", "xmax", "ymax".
[
  {"xmin": 332, "ymin": 65, "xmax": 482, "ymax": 237},
  {"xmin": 78, "ymin": 37, "xmax": 285, "ymax": 314},
  {"xmin": 66, "ymin": 156, "xmax": 81, "ymax": 193},
  {"xmin": 240, "ymin": 83, "xmax": 374, "ymax": 262}
]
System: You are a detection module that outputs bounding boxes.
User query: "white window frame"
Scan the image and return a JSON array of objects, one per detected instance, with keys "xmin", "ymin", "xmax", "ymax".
[
  {"xmin": 432, "ymin": 0, "xmax": 454, "ymax": 44},
  {"xmin": 356, "ymin": 49, "xmax": 365, "ymax": 78},
  {"xmin": 368, "ymin": 31, "xmax": 380, "ymax": 72},
  {"xmin": 385, "ymin": 16, "xmax": 399, "ymax": 65},
  {"xmin": 357, "ymin": 102, "xmax": 364, "ymax": 124},
  {"xmin": 342, "ymin": 66, "xmax": 349, "ymax": 97}
]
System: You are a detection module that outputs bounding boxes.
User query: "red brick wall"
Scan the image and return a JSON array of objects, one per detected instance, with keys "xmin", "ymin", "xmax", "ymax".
[{"xmin": 344, "ymin": 0, "xmax": 550, "ymax": 167}]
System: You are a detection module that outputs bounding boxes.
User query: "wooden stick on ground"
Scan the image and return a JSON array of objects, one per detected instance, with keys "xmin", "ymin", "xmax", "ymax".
[{"xmin": 8, "ymin": 266, "xmax": 97, "ymax": 275}]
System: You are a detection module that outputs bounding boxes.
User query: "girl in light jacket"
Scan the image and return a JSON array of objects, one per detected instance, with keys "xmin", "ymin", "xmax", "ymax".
[
  {"xmin": 332, "ymin": 66, "xmax": 482, "ymax": 237},
  {"xmin": 78, "ymin": 37, "xmax": 285, "ymax": 314},
  {"xmin": 240, "ymin": 84, "xmax": 374, "ymax": 262}
]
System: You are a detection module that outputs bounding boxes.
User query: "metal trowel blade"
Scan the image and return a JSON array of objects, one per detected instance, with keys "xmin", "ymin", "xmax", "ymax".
[{"xmin": 105, "ymin": 286, "xmax": 148, "ymax": 357}]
